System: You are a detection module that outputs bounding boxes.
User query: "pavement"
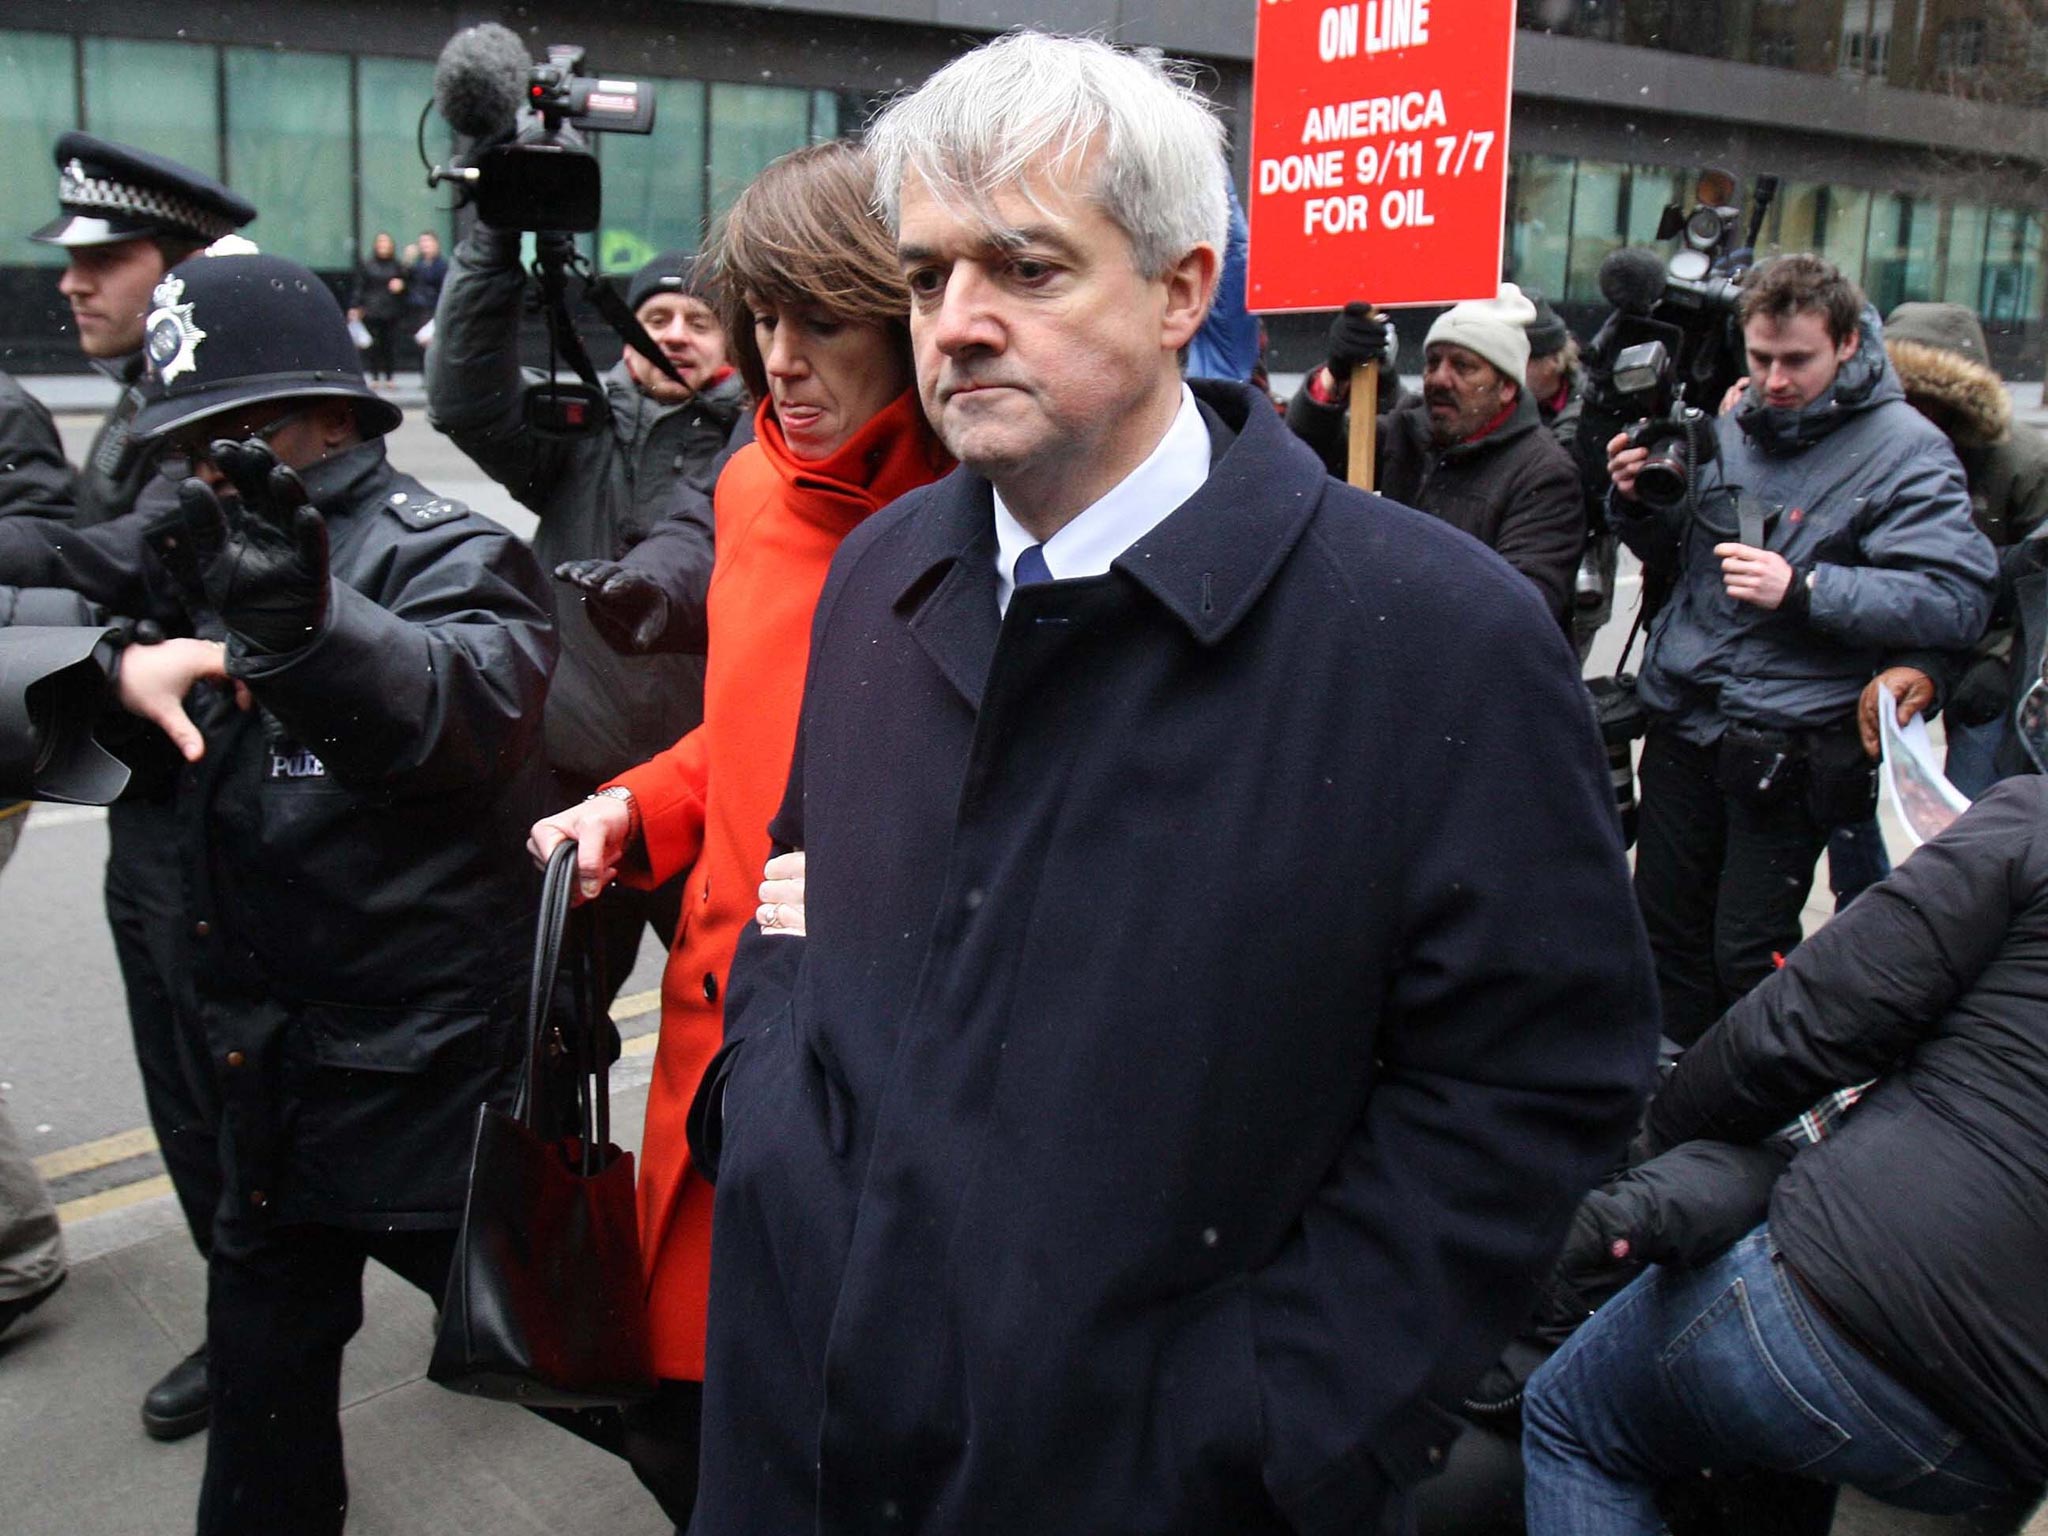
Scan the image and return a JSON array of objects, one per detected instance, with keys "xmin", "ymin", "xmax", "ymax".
[{"xmin": 3, "ymin": 370, "xmax": 2043, "ymax": 1534}]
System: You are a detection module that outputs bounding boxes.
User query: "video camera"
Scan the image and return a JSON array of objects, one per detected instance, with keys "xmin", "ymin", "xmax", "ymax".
[
  {"xmin": 427, "ymin": 26, "xmax": 653, "ymax": 234},
  {"xmin": 1579, "ymin": 169, "xmax": 1780, "ymax": 513},
  {"xmin": 423, "ymin": 24, "xmax": 680, "ymax": 439}
]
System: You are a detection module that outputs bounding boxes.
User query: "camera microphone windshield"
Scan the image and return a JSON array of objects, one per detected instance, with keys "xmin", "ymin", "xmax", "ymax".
[
  {"xmin": 1598, "ymin": 245, "xmax": 1670, "ymax": 317},
  {"xmin": 433, "ymin": 22, "xmax": 530, "ymax": 142}
]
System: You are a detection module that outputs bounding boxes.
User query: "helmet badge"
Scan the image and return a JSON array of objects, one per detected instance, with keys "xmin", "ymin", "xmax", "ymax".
[{"xmin": 144, "ymin": 273, "xmax": 206, "ymax": 386}]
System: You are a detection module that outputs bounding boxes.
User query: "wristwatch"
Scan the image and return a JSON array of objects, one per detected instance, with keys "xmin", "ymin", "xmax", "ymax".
[{"xmin": 586, "ymin": 785, "xmax": 640, "ymax": 841}]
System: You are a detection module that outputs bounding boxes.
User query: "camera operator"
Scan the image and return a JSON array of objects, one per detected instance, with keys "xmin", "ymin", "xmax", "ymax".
[
  {"xmin": 1289, "ymin": 284, "xmax": 1585, "ymax": 626},
  {"xmin": 429, "ymin": 235, "xmax": 744, "ymax": 992},
  {"xmin": 1607, "ymin": 253, "xmax": 1995, "ymax": 1046}
]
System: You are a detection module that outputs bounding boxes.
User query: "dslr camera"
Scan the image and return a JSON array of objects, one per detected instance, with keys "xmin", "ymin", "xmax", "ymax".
[{"xmin": 1614, "ymin": 340, "xmax": 1719, "ymax": 512}]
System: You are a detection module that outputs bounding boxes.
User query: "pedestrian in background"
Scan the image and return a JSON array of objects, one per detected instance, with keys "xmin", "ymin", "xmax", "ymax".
[{"xmin": 349, "ymin": 230, "xmax": 406, "ymax": 383}]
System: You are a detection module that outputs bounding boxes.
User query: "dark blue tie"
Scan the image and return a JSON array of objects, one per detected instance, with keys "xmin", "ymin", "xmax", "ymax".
[{"xmin": 1014, "ymin": 543, "xmax": 1053, "ymax": 588}]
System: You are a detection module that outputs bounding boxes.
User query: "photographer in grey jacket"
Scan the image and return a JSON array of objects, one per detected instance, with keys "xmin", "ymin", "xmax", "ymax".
[
  {"xmin": 428, "ymin": 235, "xmax": 745, "ymax": 991},
  {"xmin": 1606, "ymin": 254, "xmax": 1995, "ymax": 1047}
]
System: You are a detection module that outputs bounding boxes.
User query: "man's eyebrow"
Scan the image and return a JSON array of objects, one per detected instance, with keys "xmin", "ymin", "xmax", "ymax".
[{"xmin": 898, "ymin": 224, "xmax": 1085, "ymax": 264}]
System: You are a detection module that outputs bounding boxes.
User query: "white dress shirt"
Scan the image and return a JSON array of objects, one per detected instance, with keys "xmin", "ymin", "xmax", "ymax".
[{"xmin": 993, "ymin": 384, "xmax": 1211, "ymax": 616}]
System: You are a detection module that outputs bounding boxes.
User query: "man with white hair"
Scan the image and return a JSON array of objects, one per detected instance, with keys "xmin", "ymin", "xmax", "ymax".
[{"xmin": 686, "ymin": 32, "xmax": 1656, "ymax": 1534}]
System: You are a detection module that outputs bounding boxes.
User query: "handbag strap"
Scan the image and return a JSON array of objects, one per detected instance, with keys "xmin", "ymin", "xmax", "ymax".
[{"xmin": 511, "ymin": 842, "xmax": 576, "ymax": 1124}]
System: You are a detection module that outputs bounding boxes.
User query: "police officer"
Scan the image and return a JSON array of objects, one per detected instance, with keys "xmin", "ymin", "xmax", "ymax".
[
  {"xmin": 13, "ymin": 133, "xmax": 256, "ymax": 1440},
  {"xmin": 29, "ymin": 132, "xmax": 257, "ymax": 526},
  {"xmin": 0, "ymin": 253, "xmax": 556, "ymax": 1534}
]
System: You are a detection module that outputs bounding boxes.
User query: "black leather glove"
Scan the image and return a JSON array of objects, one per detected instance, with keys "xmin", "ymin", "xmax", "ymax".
[
  {"xmin": 177, "ymin": 440, "xmax": 330, "ymax": 655},
  {"xmin": 1325, "ymin": 301, "xmax": 1392, "ymax": 375},
  {"xmin": 555, "ymin": 558, "xmax": 671, "ymax": 655}
]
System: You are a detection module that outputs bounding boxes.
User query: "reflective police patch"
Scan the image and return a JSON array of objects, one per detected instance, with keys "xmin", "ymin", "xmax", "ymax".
[
  {"xmin": 144, "ymin": 273, "xmax": 206, "ymax": 386},
  {"xmin": 265, "ymin": 747, "xmax": 327, "ymax": 781},
  {"xmin": 381, "ymin": 489, "xmax": 466, "ymax": 529}
]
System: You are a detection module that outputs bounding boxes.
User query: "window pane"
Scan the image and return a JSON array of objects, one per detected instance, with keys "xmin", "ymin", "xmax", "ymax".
[
  {"xmin": 0, "ymin": 31, "xmax": 78, "ymax": 268},
  {"xmin": 708, "ymin": 83, "xmax": 811, "ymax": 226},
  {"xmin": 811, "ymin": 90, "xmax": 839, "ymax": 142},
  {"xmin": 1565, "ymin": 162, "xmax": 1625, "ymax": 303},
  {"xmin": 82, "ymin": 39, "xmax": 218, "ymax": 182},
  {"xmin": 1766, "ymin": 180, "xmax": 1826, "ymax": 258},
  {"xmin": 1505, "ymin": 154, "xmax": 1572, "ymax": 302},
  {"xmin": 1625, "ymin": 167, "xmax": 1686, "ymax": 247},
  {"xmin": 358, "ymin": 57, "xmax": 453, "ymax": 263},
  {"xmin": 1983, "ymin": 208, "xmax": 2043, "ymax": 324},
  {"xmin": 1817, "ymin": 185, "xmax": 1871, "ymax": 286},
  {"xmin": 224, "ymin": 49, "xmax": 351, "ymax": 270},
  {"xmin": 1941, "ymin": 203, "xmax": 1989, "ymax": 308},
  {"xmin": 1862, "ymin": 193, "xmax": 1936, "ymax": 313},
  {"xmin": 597, "ymin": 77, "xmax": 707, "ymax": 274}
]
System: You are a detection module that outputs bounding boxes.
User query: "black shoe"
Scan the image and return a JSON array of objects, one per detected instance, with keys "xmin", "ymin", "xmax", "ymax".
[
  {"xmin": 0, "ymin": 1270, "xmax": 65, "ymax": 1340},
  {"xmin": 141, "ymin": 1345, "xmax": 210, "ymax": 1441}
]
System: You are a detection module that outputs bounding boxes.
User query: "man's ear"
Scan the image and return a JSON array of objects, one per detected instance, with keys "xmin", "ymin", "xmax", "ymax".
[
  {"xmin": 1839, "ymin": 328, "xmax": 1861, "ymax": 361},
  {"xmin": 315, "ymin": 400, "xmax": 360, "ymax": 451},
  {"xmin": 1159, "ymin": 243, "xmax": 1221, "ymax": 353}
]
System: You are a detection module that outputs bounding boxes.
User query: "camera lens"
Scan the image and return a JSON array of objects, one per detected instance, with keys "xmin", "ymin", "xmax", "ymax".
[{"xmin": 1635, "ymin": 447, "xmax": 1689, "ymax": 509}]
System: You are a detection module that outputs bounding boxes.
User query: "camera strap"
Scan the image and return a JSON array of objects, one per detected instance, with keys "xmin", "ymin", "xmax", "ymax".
[{"xmin": 585, "ymin": 276, "xmax": 688, "ymax": 390}]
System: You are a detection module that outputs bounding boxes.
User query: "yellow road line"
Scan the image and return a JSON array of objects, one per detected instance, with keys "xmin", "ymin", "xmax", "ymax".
[
  {"xmin": 32, "ymin": 994, "xmax": 664, "ymax": 1187},
  {"xmin": 35, "ymin": 1125, "xmax": 159, "ymax": 1181},
  {"xmin": 57, "ymin": 1174, "xmax": 173, "ymax": 1224}
]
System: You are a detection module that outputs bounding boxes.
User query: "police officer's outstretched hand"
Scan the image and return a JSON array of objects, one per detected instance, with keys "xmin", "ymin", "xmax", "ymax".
[
  {"xmin": 178, "ymin": 439, "xmax": 331, "ymax": 654},
  {"xmin": 554, "ymin": 558, "xmax": 671, "ymax": 655}
]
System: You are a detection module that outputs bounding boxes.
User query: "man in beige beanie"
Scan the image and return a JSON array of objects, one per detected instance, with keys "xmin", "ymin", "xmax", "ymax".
[{"xmin": 1287, "ymin": 282, "xmax": 1584, "ymax": 625}]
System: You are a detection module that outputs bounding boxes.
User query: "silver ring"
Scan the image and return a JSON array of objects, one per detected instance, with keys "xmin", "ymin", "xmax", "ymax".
[{"xmin": 759, "ymin": 902, "xmax": 778, "ymax": 928}]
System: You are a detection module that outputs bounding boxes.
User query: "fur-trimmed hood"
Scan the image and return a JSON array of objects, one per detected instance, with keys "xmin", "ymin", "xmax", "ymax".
[{"xmin": 1885, "ymin": 302, "xmax": 2012, "ymax": 448}]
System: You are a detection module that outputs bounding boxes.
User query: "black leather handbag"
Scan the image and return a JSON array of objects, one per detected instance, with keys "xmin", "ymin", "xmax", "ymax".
[{"xmin": 428, "ymin": 840, "xmax": 656, "ymax": 1407}]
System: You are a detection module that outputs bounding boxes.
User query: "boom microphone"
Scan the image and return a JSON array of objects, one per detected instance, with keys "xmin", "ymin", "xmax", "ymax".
[
  {"xmin": 1598, "ymin": 245, "xmax": 1669, "ymax": 317},
  {"xmin": 433, "ymin": 22, "xmax": 529, "ymax": 141}
]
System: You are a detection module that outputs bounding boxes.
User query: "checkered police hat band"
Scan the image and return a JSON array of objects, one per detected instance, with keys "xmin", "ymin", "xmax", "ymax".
[{"xmin": 58, "ymin": 160, "xmax": 235, "ymax": 242}]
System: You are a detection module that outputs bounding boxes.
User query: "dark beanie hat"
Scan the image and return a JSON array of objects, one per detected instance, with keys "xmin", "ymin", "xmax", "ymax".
[
  {"xmin": 1524, "ymin": 292, "xmax": 1569, "ymax": 358},
  {"xmin": 627, "ymin": 248, "xmax": 716, "ymax": 313}
]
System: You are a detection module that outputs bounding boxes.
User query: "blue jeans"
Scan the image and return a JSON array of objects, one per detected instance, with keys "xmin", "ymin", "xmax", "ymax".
[
  {"xmin": 1945, "ymin": 713, "xmax": 2010, "ymax": 799},
  {"xmin": 1522, "ymin": 1227, "xmax": 2016, "ymax": 1535}
]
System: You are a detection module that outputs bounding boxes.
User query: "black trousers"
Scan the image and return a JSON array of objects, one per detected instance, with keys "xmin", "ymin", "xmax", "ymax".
[
  {"xmin": 198, "ymin": 1216, "xmax": 457, "ymax": 1535},
  {"xmin": 104, "ymin": 798, "xmax": 221, "ymax": 1259},
  {"xmin": 621, "ymin": 1378, "xmax": 704, "ymax": 1532},
  {"xmin": 361, "ymin": 316, "xmax": 401, "ymax": 380},
  {"xmin": 1633, "ymin": 726, "xmax": 1828, "ymax": 1047}
]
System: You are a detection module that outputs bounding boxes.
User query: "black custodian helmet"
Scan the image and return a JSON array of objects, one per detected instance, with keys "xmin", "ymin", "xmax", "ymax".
[
  {"xmin": 129, "ymin": 254, "xmax": 402, "ymax": 444},
  {"xmin": 31, "ymin": 132, "xmax": 256, "ymax": 250}
]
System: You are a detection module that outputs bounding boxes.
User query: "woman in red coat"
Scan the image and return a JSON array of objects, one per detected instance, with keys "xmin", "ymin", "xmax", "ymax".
[{"xmin": 527, "ymin": 140, "xmax": 950, "ymax": 1528}]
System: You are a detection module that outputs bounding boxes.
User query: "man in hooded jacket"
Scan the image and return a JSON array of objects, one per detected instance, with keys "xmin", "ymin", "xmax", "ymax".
[
  {"xmin": 1880, "ymin": 300, "xmax": 2048, "ymax": 792},
  {"xmin": 1607, "ymin": 254, "xmax": 1996, "ymax": 1048}
]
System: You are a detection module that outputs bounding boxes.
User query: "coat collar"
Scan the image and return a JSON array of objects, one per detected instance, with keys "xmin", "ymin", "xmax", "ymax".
[{"xmin": 893, "ymin": 379, "xmax": 1330, "ymax": 670}]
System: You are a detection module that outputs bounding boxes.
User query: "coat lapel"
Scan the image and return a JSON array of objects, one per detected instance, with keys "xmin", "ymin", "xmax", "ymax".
[{"xmin": 895, "ymin": 468, "xmax": 1002, "ymax": 711}]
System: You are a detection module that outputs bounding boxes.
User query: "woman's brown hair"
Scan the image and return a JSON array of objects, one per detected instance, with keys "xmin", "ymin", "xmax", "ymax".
[{"xmin": 714, "ymin": 139, "xmax": 912, "ymax": 402}]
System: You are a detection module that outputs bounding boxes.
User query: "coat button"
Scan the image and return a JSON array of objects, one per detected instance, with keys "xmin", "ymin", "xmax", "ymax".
[
  {"xmin": 248, "ymin": 1189, "xmax": 267, "ymax": 1208},
  {"xmin": 225, "ymin": 1050, "xmax": 245, "ymax": 1069},
  {"xmin": 702, "ymin": 972, "xmax": 718, "ymax": 1004},
  {"xmin": 193, "ymin": 919, "xmax": 211, "ymax": 938}
]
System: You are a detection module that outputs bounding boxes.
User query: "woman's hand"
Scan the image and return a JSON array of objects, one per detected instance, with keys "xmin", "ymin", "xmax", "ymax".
[
  {"xmin": 529, "ymin": 794, "xmax": 635, "ymax": 903},
  {"xmin": 757, "ymin": 850, "xmax": 806, "ymax": 937}
]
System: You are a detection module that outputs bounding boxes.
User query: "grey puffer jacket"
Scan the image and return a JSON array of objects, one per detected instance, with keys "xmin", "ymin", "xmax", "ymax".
[
  {"xmin": 427, "ymin": 228, "xmax": 745, "ymax": 784},
  {"xmin": 1612, "ymin": 305, "xmax": 1996, "ymax": 741}
]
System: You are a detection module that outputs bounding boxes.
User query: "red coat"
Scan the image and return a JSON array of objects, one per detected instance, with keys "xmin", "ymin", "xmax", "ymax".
[{"xmin": 610, "ymin": 390, "xmax": 949, "ymax": 1377}]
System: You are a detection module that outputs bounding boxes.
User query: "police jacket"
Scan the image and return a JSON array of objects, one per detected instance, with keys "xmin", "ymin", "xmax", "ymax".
[
  {"xmin": 1612, "ymin": 306, "xmax": 1996, "ymax": 743},
  {"xmin": 1288, "ymin": 382, "xmax": 1585, "ymax": 623},
  {"xmin": 689, "ymin": 381, "xmax": 1657, "ymax": 1535},
  {"xmin": 427, "ymin": 228, "xmax": 744, "ymax": 784},
  {"xmin": 0, "ymin": 441, "xmax": 557, "ymax": 1227},
  {"xmin": 1650, "ymin": 777, "xmax": 2048, "ymax": 1484},
  {"xmin": 78, "ymin": 353, "xmax": 176, "ymax": 529},
  {"xmin": 0, "ymin": 371, "xmax": 78, "ymax": 519}
]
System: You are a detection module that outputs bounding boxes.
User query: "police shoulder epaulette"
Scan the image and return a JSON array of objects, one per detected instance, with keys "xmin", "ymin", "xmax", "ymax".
[{"xmin": 383, "ymin": 489, "xmax": 467, "ymax": 529}]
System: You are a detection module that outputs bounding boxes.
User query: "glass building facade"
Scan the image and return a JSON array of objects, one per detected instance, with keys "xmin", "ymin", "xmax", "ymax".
[{"xmin": 0, "ymin": 27, "xmax": 845, "ymax": 278}]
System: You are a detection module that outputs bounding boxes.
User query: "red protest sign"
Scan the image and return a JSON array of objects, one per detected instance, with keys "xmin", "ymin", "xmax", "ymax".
[{"xmin": 1247, "ymin": 0, "xmax": 1516, "ymax": 312}]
